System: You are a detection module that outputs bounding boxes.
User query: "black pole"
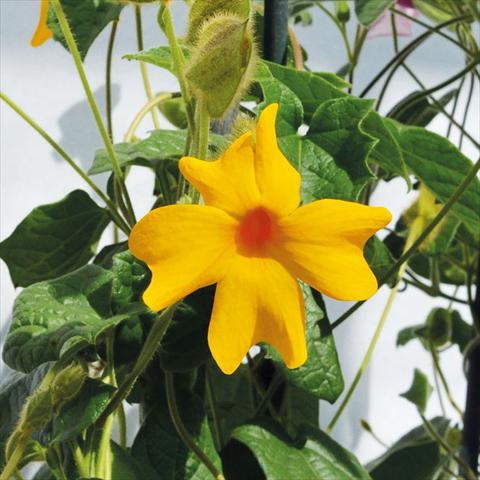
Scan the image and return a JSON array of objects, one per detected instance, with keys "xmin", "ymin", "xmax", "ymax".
[
  {"xmin": 461, "ymin": 254, "xmax": 480, "ymax": 477},
  {"xmin": 263, "ymin": 0, "xmax": 289, "ymax": 64}
]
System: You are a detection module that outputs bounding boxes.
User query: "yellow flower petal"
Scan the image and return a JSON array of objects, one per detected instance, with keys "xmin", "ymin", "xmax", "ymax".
[
  {"xmin": 179, "ymin": 132, "xmax": 260, "ymax": 218},
  {"xmin": 208, "ymin": 255, "xmax": 307, "ymax": 374},
  {"xmin": 31, "ymin": 0, "xmax": 53, "ymax": 47},
  {"xmin": 275, "ymin": 199, "xmax": 392, "ymax": 300},
  {"xmin": 129, "ymin": 205, "xmax": 237, "ymax": 311},
  {"xmin": 255, "ymin": 103, "xmax": 301, "ymax": 216}
]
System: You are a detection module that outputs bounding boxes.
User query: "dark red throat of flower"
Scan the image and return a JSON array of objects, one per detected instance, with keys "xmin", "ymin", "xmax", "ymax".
[{"xmin": 237, "ymin": 207, "xmax": 276, "ymax": 254}]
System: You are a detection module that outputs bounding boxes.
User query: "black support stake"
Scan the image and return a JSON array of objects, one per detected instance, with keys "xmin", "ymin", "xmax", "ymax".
[
  {"xmin": 263, "ymin": 0, "xmax": 289, "ymax": 64},
  {"xmin": 461, "ymin": 254, "xmax": 480, "ymax": 478}
]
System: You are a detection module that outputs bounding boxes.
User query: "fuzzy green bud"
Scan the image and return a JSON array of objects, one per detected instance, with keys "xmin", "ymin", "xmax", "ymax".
[
  {"xmin": 336, "ymin": 1, "xmax": 350, "ymax": 23},
  {"xmin": 186, "ymin": 14, "xmax": 257, "ymax": 119},
  {"xmin": 186, "ymin": 0, "xmax": 250, "ymax": 44},
  {"xmin": 51, "ymin": 363, "xmax": 86, "ymax": 410},
  {"xmin": 19, "ymin": 388, "xmax": 54, "ymax": 433},
  {"xmin": 158, "ymin": 96, "xmax": 188, "ymax": 129}
]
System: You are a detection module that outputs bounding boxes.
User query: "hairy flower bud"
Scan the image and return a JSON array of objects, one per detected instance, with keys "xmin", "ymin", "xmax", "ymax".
[
  {"xmin": 51, "ymin": 363, "xmax": 86, "ymax": 409},
  {"xmin": 185, "ymin": 14, "xmax": 257, "ymax": 119},
  {"xmin": 19, "ymin": 388, "xmax": 54, "ymax": 433},
  {"xmin": 186, "ymin": 0, "xmax": 250, "ymax": 44}
]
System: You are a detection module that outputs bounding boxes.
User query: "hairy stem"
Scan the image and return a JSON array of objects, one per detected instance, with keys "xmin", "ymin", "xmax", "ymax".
[
  {"xmin": 106, "ymin": 21, "xmax": 118, "ymax": 141},
  {"xmin": 0, "ymin": 92, "xmax": 130, "ymax": 235},
  {"xmin": 50, "ymin": 0, "xmax": 136, "ymax": 226},
  {"xmin": 165, "ymin": 372, "xmax": 225, "ymax": 480},
  {"xmin": 134, "ymin": 5, "xmax": 160, "ymax": 129}
]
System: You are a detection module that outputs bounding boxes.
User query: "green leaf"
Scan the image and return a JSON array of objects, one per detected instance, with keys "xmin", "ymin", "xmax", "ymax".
[
  {"xmin": 280, "ymin": 137, "xmax": 356, "ymax": 201},
  {"xmin": 0, "ymin": 190, "xmax": 110, "ymax": 288},
  {"xmin": 361, "ymin": 111, "xmax": 410, "ymax": 185},
  {"xmin": 0, "ymin": 363, "xmax": 53, "ymax": 465},
  {"xmin": 412, "ymin": 0, "xmax": 458, "ymax": 24},
  {"xmin": 364, "ymin": 236, "xmax": 395, "ymax": 282},
  {"xmin": 90, "ymin": 130, "xmax": 227, "ymax": 175},
  {"xmin": 232, "ymin": 421, "xmax": 372, "ymax": 479},
  {"xmin": 50, "ymin": 378, "xmax": 115, "ymax": 443},
  {"xmin": 158, "ymin": 96, "xmax": 188, "ymax": 129},
  {"xmin": 123, "ymin": 46, "xmax": 189, "ymax": 76},
  {"xmin": 207, "ymin": 362, "xmax": 256, "ymax": 441},
  {"xmin": 132, "ymin": 388, "xmax": 222, "ymax": 480},
  {"xmin": 280, "ymin": 383, "xmax": 320, "ymax": 432},
  {"xmin": 397, "ymin": 308, "xmax": 453, "ymax": 349},
  {"xmin": 354, "ymin": 0, "xmax": 395, "ymax": 27},
  {"xmin": 258, "ymin": 77, "xmax": 360, "ymax": 202},
  {"xmin": 159, "ymin": 286, "xmax": 215, "ymax": 372},
  {"xmin": 450, "ymin": 311, "xmax": 475, "ymax": 353},
  {"xmin": 266, "ymin": 287, "xmax": 344, "ymax": 403},
  {"xmin": 264, "ymin": 61, "xmax": 348, "ymax": 121},
  {"xmin": 3, "ymin": 265, "xmax": 130, "ymax": 372},
  {"xmin": 307, "ymin": 97, "xmax": 376, "ymax": 198},
  {"xmin": 400, "ymin": 369, "xmax": 432, "ymax": 413},
  {"xmin": 258, "ymin": 79, "xmax": 303, "ymax": 137},
  {"xmin": 111, "ymin": 251, "xmax": 150, "ymax": 312},
  {"xmin": 395, "ymin": 125, "xmax": 480, "ymax": 233},
  {"xmin": 111, "ymin": 441, "xmax": 146, "ymax": 480},
  {"xmin": 387, "ymin": 89, "xmax": 458, "ymax": 127},
  {"xmin": 367, "ymin": 417, "xmax": 450, "ymax": 480},
  {"xmin": 47, "ymin": 0, "xmax": 124, "ymax": 60}
]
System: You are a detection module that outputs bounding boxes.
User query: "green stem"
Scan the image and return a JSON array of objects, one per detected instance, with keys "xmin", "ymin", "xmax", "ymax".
[
  {"xmin": 95, "ymin": 414, "xmax": 114, "ymax": 479},
  {"xmin": 389, "ymin": 60, "xmax": 480, "ymax": 146},
  {"xmin": 0, "ymin": 436, "xmax": 28, "ymax": 480},
  {"xmin": 420, "ymin": 414, "xmax": 477, "ymax": 480},
  {"xmin": 403, "ymin": 277, "xmax": 468, "ymax": 305},
  {"xmin": 430, "ymin": 343, "xmax": 464, "ymax": 419},
  {"xmin": 160, "ymin": 4, "xmax": 195, "ymax": 132},
  {"xmin": 50, "ymin": 0, "xmax": 136, "ymax": 227},
  {"xmin": 391, "ymin": 8, "xmax": 473, "ymax": 55},
  {"xmin": 165, "ymin": 372, "xmax": 225, "ymax": 480},
  {"xmin": 327, "ymin": 260, "xmax": 409, "ymax": 433},
  {"xmin": 205, "ymin": 368, "xmax": 223, "ymax": 451},
  {"xmin": 0, "ymin": 91, "xmax": 131, "ymax": 235},
  {"xmin": 124, "ymin": 93, "xmax": 173, "ymax": 142},
  {"xmin": 360, "ymin": 15, "xmax": 472, "ymax": 98},
  {"xmin": 106, "ymin": 20, "xmax": 118, "ymax": 141},
  {"xmin": 458, "ymin": 73, "xmax": 475, "ymax": 150},
  {"xmin": 447, "ymin": 75, "xmax": 466, "ymax": 139},
  {"xmin": 69, "ymin": 440, "xmax": 89, "ymax": 478},
  {"xmin": 134, "ymin": 5, "xmax": 160, "ymax": 129},
  {"xmin": 332, "ymin": 156, "xmax": 480, "ymax": 330},
  {"xmin": 99, "ymin": 305, "xmax": 177, "ymax": 423},
  {"xmin": 117, "ymin": 402, "xmax": 127, "ymax": 449}
]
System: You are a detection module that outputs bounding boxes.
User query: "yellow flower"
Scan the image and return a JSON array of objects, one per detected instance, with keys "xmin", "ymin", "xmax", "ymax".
[
  {"xmin": 31, "ymin": 0, "xmax": 53, "ymax": 47},
  {"xmin": 129, "ymin": 104, "xmax": 392, "ymax": 374}
]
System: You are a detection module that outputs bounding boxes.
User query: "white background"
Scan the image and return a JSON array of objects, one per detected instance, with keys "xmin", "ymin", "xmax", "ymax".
[{"xmin": 1, "ymin": 0, "xmax": 478, "ymax": 474}]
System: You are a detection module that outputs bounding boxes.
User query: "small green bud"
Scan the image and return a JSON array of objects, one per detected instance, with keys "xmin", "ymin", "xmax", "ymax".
[
  {"xmin": 186, "ymin": 0, "xmax": 250, "ymax": 44},
  {"xmin": 186, "ymin": 14, "xmax": 257, "ymax": 119},
  {"xmin": 158, "ymin": 96, "xmax": 188, "ymax": 129},
  {"xmin": 51, "ymin": 363, "xmax": 86, "ymax": 409},
  {"xmin": 19, "ymin": 388, "xmax": 54, "ymax": 433},
  {"xmin": 336, "ymin": 1, "xmax": 350, "ymax": 23}
]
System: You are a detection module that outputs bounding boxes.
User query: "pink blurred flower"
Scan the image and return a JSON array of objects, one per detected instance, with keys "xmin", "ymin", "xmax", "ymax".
[{"xmin": 368, "ymin": 0, "xmax": 419, "ymax": 38}]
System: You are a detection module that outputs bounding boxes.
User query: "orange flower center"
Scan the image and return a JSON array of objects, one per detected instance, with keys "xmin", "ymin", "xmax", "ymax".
[{"xmin": 237, "ymin": 207, "xmax": 277, "ymax": 255}]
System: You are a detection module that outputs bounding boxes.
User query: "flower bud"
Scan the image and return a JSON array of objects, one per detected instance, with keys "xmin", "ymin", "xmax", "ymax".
[
  {"xmin": 185, "ymin": 14, "xmax": 257, "ymax": 119},
  {"xmin": 19, "ymin": 388, "xmax": 54, "ymax": 433},
  {"xmin": 51, "ymin": 363, "xmax": 86, "ymax": 409},
  {"xmin": 158, "ymin": 96, "xmax": 188, "ymax": 129},
  {"xmin": 336, "ymin": 1, "xmax": 350, "ymax": 23},
  {"xmin": 186, "ymin": 0, "xmax": 250, "ymax": 44}
]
